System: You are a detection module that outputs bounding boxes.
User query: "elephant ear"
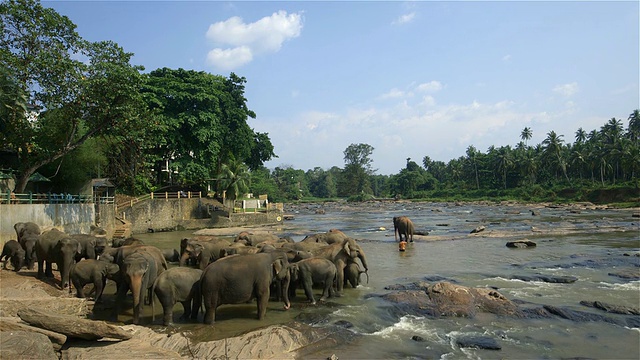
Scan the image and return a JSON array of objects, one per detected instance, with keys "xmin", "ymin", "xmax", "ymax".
[
  {"xmin": 76, "ymin": 242, "xmax": 83, "ymax": 254},
  {"xmin": 272, "ymin": 259, "xmax": 285, "ymax": 278}
]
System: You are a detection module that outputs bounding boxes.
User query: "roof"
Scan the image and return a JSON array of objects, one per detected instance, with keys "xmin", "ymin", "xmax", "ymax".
[
  {"xmin": 28, "ymin": 172, "xmax": 50, "ymax": 182},
  {"xmin": 91, "ymin": 178, "xmax": 115, "ymax": 188}
]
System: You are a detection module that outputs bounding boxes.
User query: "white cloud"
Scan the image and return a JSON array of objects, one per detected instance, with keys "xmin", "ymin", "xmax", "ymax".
[
  {"xmin": 206, "ymin": 46, "xmax": 252, "ymax": 71},
  {"xmin": 205, "ymin": 11, "xmax": 303, "ymax": 70},
  {"xmin": 416, "ymin": 81, "xmax": 443, "ymax": 93},
  {"xmin": 553, "ymin": 82, "xmax": 579, "ymax": 97},
  {"xmin": 379, "ymin": 88, "xmax": 406, "ymax": 100},
  {"xmin": 502, "ymin": 54, "xmax": 512, "ymax": 62},
  {"xmin": 392, "ymin": 12, "xmax": 416, "ymax": 25}
]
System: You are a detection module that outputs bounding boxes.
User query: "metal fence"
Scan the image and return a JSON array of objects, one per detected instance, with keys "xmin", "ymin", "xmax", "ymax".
[{"xmin": 1, "ymin": 191, "xmax": 95, "ymax": 205}]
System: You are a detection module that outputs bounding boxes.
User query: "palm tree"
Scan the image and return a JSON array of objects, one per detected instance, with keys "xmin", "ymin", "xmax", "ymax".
[
  {"xmin": 217, "ymin": 155, "xmax": 251, "ymax": 201},
  {"xmin": 465, "ymin": 145, "xmax": 480, "ymax": 190},
  {"xmin": 520, "ymin": 127, "xmax": 533, "ymax": 146},
  {"xmin": 575, "ymin": 127, "xmax": 587, "ymax": 144},
  {"xmin": 542, "ymin": 131, "xmax": 570, "ymax": 183}
]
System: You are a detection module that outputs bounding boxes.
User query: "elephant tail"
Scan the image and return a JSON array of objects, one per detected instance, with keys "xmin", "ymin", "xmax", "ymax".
[{"xmin": 151, "ymin": 276, "xmax": 159, "ymax": 323}]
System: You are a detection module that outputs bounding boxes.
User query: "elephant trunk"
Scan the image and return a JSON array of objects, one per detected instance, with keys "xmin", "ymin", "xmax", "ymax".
[
  {"xmin": 281, "ymin": 271, "xmax": 291, "ymax": 310},
  {"xmin": 129, "ymin": 274, "xmax": 144, "ymax": 324},
  {"xmin": 179, "ymin": 251, "xmax": 190, "ymax": 267},
  {"xmin": 59, "ymin": 254, "xmax": 76, "ymax": 289},
  {"xmin": 358, "ymin": 251, "xmax": 369, "ymax": 273}
]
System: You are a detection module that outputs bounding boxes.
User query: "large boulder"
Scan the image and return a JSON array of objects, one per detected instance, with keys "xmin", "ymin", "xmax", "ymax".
[
  {"xmin": 0, "ymin": 331, "xmax": 58, "ymax": 360},
  {"xmin": 375, "ymin": 281, "xmax": 523, "ymax": 318}
]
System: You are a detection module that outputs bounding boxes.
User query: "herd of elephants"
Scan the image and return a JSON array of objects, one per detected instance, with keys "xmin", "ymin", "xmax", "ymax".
[{"xmin": 1, "ymin": 216, "xmax": 416, "ymax": 326}]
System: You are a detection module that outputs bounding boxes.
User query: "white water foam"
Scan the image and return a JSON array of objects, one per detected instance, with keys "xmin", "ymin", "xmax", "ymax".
[
  {"xmin": 368, "ymin": 315, "xmax": 441, "ymax": 342},
  {"xmin": 597, "ymin": 280, "xmax": 640, "ymax": 291}
]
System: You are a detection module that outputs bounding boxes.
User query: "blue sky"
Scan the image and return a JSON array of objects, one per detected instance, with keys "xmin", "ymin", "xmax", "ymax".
[{"xmin": 46, "ymin": 1, "xmax": 639, "ymax": 175}]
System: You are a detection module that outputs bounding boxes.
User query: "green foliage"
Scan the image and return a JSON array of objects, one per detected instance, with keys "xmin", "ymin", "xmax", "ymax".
[{"xmin": 1, "ymin": 0, "xmax": 147, "ymax": 192}]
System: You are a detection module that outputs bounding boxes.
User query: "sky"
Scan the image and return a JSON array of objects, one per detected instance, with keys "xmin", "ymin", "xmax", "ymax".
[{"xmin": 45, "ymin": 1, "xmax": 639, "ymax": 175}]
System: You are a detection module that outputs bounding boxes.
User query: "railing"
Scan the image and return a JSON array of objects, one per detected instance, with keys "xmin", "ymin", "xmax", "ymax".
[
  {"xmin": 0, "ymin": 191, "xmax": 93, "ymax": 205},
  {"xmin": 115, "ymin": 191, "xmax": 202, "ymax": 212}
]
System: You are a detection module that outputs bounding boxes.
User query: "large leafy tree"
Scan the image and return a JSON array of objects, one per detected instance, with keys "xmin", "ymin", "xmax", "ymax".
[
  {"xmin": 1, "ymin": 0, "xmax": 147, "ymax": 192},
  {"xmin": 340, "ymin": 143, "xmax": 375, "ymax": 196},
  {"xmin": 142, "ymin": 68, "xmax": 275, "ymax": 190}
]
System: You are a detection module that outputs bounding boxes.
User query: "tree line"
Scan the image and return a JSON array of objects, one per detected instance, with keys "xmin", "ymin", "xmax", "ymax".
[
  {"xmin": 1, "ymin": 1, "xmax": 638, "ymax": 204},
  {"xmin": 250, "ymin": 111, "xmax": 639, "ymax": 203}
]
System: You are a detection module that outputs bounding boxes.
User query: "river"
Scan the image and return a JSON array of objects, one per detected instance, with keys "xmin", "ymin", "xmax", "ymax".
[{"xmin": 109, "ymin": 201, "xmax": 640, "ymax": 359}]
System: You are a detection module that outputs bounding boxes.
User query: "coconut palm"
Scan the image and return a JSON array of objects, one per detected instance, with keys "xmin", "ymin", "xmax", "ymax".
[
  {"xmin": 216, "ymin": 155, "xmax": 251, "ymax": 200},
  {"xmin": 520, "ymin": 127, "xmax": 533, "ymax": 146},
  {"xmin": 542, "ymin": 131, "xmax": 570, "ymax": 183}
]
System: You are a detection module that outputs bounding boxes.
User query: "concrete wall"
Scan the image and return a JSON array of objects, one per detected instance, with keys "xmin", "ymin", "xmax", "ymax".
[
  {"xmin": 120, "ymin": 198, "xmax": 211, "ymax": 234},
  {"xmin": 0, "ymin": 203, "xmax": 95, "ymax": 246}
]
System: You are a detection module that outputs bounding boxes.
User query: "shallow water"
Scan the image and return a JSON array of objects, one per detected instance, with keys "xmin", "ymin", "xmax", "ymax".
[{"xmin": 103, "ymin": 203, "xmax": 640, "ymax": 359}]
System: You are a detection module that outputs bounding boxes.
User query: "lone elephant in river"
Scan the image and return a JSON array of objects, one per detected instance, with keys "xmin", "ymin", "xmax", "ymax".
[
  {"xmin": 393, "ymin": 216, "xmax": 414, "ymax": 242},
  {"xmin": 152, "ymin": 267, "xmax": 203, "ymax": 326},
  {"xmin": 69, "ymin": 258, "xmax": 120, "ymax": 302},
  {"xmin": 35, "ymin": 229, "xmax": 82, "ymax": 289},
  {"xmin": 200, "ymin": 252, "xmax": 290, "ymax": 325}
]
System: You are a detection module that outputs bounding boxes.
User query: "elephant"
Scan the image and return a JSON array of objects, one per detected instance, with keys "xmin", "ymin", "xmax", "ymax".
[
  {"xmin": 393, "ymin": 216, "xmax": 414, "ymax": 242},
  {"xmin": 14, "ymin": 222, "xmax": 41, "ymax": 242},
  {"xmin": 35, "ymin": 229, "xmax": 82, "ymax": 289},
  {"xmin": 1, "ymin": 240, "xmax": 25, "ymax": 271},
  {"xmin": 70, "ymin": 234, "xmax": 108, "ymax": 261},
  {"xmin": 69, "ymin": 258, "xmax": 120, "ymax": 302},
  {"xmin": 234, "ymin": 232, "xmax": 281, "ymax": 246},
  {"xmin": 281, "ymin": 240, "xmax": 328, "ymax": 253},
  {"xmin": 15, "ymin": 222, "xmax": 41, "ymax": 270},
  {"xmin": 312, "ymin": 238, "xmax": 369, "ymax": 294},
  {"xmin": 151, "ymin": 267, "xmax": 203, "ymax": 326},
  {"xmin": 301, "ymin": 229, "xmax": 348, "ymax": 245},
  {"xmin": 219, "ymin": 245, "xmax": 260, "ymax": 258},
  {"xmin": 162, "ymin": 248, "xmax": 180, "ymax": 263},
  {"xmin": 344, "ymin": 259, "xmax": 368, "ymax": 288},
  {"xmin": 179, "ymin": 236, "xmax": 230, "ymax": 266},
  {"xmin": 288, "ymin": 257, "xmax": 337, "ymax": 304},
  {"xmin": 115, "ymin": 247, "xmax": 166, "ymax": 324},
  {"xmin": 200, "ymin": 252, "xmax": 290, "ymax": 325}
]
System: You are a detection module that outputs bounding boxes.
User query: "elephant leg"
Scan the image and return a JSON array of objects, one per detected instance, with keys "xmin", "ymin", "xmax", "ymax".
[
  {"xmin": 335, "ymin": 262, "xmax": 346, "ymax": 295},
  {"xmin": 73, "ymin": 279, "xmax": 85, "ymax": 298},
  {"xmin": 94, "ymin": 279, "xmax": 104, "ymax": 303},
  {"xmin": 45, "ymin": 261, "xmax": 54, "ymax": 278},
  {"xmin": 180, "ymin": 300, "xmax": 192, "ymax": 320},
  {"xmin": 319, "ymin": 280, "xmax": 331, "ymax": 302},
  {"xmin": 36, "ymin": 260, "xmax": 45, "ymax": 279},
  {"xmin": 159, "ymin": 295, "xmax": 176, "ymax": 326},
  {"xmin": 256, "ymin": 289, "xmax": 269, "ymax": 320},
  {"xmin": 302, "ymin": 278, "xmax": 316, "ymax": 304},
  {"xmin": 203, "ymin": 294, "xmax": 217, "ymax": 325}
]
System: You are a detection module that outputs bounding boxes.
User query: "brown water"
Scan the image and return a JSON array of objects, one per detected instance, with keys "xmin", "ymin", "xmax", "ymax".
[{"xmin": 99, "ymin": 203, "xmax": 640, "ymax": 359}]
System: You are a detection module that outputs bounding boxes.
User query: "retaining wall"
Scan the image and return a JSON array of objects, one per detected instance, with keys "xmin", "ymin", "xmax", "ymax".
[{"xmin": 0, "ymin": 203, "xmax": 95, "ymax": 246}]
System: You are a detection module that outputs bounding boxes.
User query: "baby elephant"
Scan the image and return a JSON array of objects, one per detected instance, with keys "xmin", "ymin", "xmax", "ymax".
[
  {"xmin": 1, "ymin": 240, "xmax": 25, "ymax": 271},
  {"xmin": 344, "ymin": 260, "xmax": 367, "ymax": 288},
  {"xmin": 152, "ymin": 267, "xmax": 203, "ymax": 326},
  {"xmin": 289, "ymin": 257, "xmax": 337, "ymax": 304},
  {"xmin": 69, "ymin": 259, "xmax": 120, "ymax": 303}
]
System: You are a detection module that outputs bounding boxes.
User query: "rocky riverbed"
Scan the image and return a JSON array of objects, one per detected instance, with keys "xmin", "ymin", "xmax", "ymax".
[{"xmin": 1, "ymin": 200, "xmax": 638, "ymax": 359}]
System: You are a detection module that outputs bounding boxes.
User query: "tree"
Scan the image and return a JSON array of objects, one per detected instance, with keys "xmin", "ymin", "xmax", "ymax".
[
  {"xmin": 520, "ymin": 127, "xmax": 532, "ymax": 145},
  {"xmin": 142, "ymin": 69, "xmax": 275, "ymax": 191},
  {"xmin": 542, "ymin": 131, "xmax": 570, "ymax": 183},
  {"xmin": 340, "ymin": 143, "xmax": 375, "ymax": 196},
  {"xmin": 217, "ymin": 155, "xmax": 250, "ymax": 200},
  {"xmin": 1, "ymin": 0, "xmax": 147, "ymax": 192}
]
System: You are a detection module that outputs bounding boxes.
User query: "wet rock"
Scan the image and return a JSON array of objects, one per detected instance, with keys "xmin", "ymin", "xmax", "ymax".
[
  {"xmin": 411, "ymin": 335, "xmax": 425, "ymax": 342},
  {"xmin": 334, "ymin": 320, "xmax": 353, "ymax": 328},
  {"xmin": 470, "ymin": 226, "xmax": 485, "ymax": 234},
  {"xmin": 510, "ymin": 274, "xmax": 578, "ymax": 283},
  {"xmin": 0, "ymin": 330, "xmax": 58, "ymax": 360},
  {"xmin": 17, "ymin": 308, "xmax": 132, "ymax": 341},
  {"xmin": 579, "ymin": 300, "xmax": 640, "ymax": 315},
  {"xmin": 0, "ymin": 316, "xmax": 66, "ymax": 351},
  {"xmin": 455, "ymin": 335, "xmax": 502, "ymax": 350},
  {"xmin": 506, "ymin": 240, "xmax": 537, "ymax": 248},
  {"xmin": 523, "ymin": 305, "xmax": 625, "ymax": 326},
  {"xmin": 608, "ymin": 268, "xmax": 640, "ymax": 280},
  {"xmin": 376, "ymin": 282, "xmax": 523, "ymax": 319}
]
